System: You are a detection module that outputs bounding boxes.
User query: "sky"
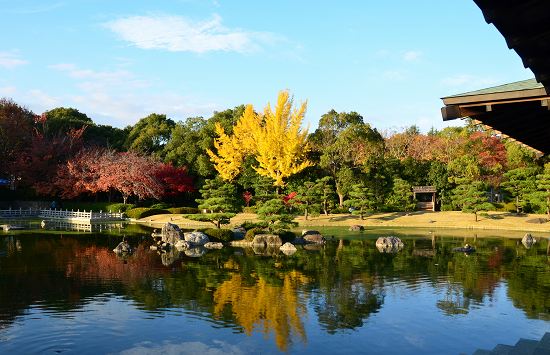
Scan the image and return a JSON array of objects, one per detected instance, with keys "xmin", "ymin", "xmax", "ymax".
[{"xmin": 0, "ymin": 0, "xmax": 534, "ymax": 133}]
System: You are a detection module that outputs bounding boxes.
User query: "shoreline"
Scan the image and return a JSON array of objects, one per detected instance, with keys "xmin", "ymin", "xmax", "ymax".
[{"xmin": 135, "ymin": 211, "xmax": 550, "ymax": 235}]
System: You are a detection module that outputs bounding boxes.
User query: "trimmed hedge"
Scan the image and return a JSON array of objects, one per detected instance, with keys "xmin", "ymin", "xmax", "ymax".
[
  {"xmin": 106, "ymin": 203, "xmax": 135, "ymax": 212},
  {"xmin": 242, "ymin": 206, "xmax": 257, "ymax": 213},
  {"xmin": 149, "ymin": 202, "xmax": 173, "ymax": 209},
  {"xmin": 125, "ymin": 207, "xmax": 170, "ymax": 219},
  {"xmin": 168, "ymin": 207, "xmax": 199, "ymax": 214},
  {"xmin": 203, "ymin": 228, "xmax": 234, "ymax": 242}
]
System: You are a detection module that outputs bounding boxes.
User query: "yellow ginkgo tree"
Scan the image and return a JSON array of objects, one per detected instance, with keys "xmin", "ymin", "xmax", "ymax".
[{"xmin": 207, "ymin": 90, "xmax": 312, "ymax": 187}]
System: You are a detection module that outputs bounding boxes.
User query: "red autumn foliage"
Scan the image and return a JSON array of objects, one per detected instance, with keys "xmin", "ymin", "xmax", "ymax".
[
  {"xmin": 283, "ymin": 191, "xmax": 297, "ymax": 206},
  {"xmin": 18, "ymin": 126, "xmax": 86, "ymax": 195},
  {"xmin": 154, "ymin": 162, "xmax": 194, "ymax": 197},
  {"xmin": 54, "ymin": 148, "xmax": 164, "ymax": 203},
  {"xmin": 242, "ymin": 191, "xmax": 253, "ymax": 207}
]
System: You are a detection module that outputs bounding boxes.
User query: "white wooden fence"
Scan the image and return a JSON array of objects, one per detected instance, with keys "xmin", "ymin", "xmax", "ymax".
[{"xmin": 0, "ymin": 208, "xmax": 124, "ymax": 221}]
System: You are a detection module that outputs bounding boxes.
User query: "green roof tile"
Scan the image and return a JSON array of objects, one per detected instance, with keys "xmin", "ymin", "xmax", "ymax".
[{"xmin": 444, "ymin": 78, "xmax": 543, "ymax": 98}]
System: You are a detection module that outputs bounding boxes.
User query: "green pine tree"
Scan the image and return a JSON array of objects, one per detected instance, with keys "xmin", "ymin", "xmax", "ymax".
[
  {"xmin": 343, "ymin": 183, "xmax": 375, "ymax": 220},
  {"xmin": 453, "ymin": 179, "xmax": 493, "ymax": 221},
  {"xmin": 185, "ymin": 178, "xmax": 237, "ymax": 228}
]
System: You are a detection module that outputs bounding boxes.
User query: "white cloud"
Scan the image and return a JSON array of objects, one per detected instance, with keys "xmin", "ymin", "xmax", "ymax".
[
  {"xmin": 104, "ymin": 14, "xmax": 277, "ymax": 53},
  {"xmin": 50, "ymin": 63, "xmax": 149, "ymax": 91},
  {"xmin": 0, "ymin": 52, "xmax": 28, "ymax": 69},
  {"xmin": 118, "ymin": 340, "xmax": 246, "ymax": 355},
  {"xmin": 0, "ymin": 86, "xmax": 17, "ymax": 96},
  {"xmin": 28, "ymin": 89, "xmax": 60, "ymax": 107},
  {"xmin": 403, "ymin": 50, "xmax": 422, "ymax": 61},
  {"xmin": 441, "ymin": 74, "xmax": 497, "ymax": 87}
]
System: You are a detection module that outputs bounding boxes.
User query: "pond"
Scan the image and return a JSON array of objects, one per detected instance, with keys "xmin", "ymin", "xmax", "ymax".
[{"xmin": 1, "ymin": 226, "xmax": 549, "ymax": 354}]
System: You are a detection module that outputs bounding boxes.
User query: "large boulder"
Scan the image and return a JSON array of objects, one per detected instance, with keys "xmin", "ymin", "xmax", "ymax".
[
  {"xmin": 252, "ymin": 234, "xmax": 283, "ymax": 247},
  {"xmin": 349, "ymin": 225, "xmax": 364, "ymax": 232},
  {"xmin": 161, "ymin": 223, "xmax": 183, "ymax": 245},
  {"xmin": 302, "ymin": 229, "xmax": 321, "ymax": 236},
  {"xmin": 303, "ymin": 233, "xmax": 326, "ymax": 244},
  {"xmin": 174, "ymin": 239, "xmax": 191, "ymax": 251},
  {"xmin": 184, "ymin": 231, "xmax": 210, "ymax": 246},
  {"xmin": 375, "ymin": 236, "xmax": 404, "ymax": 253},
  {"xmin": 522, "ymin": 233, "xmax": 537, "ymax": 248}
]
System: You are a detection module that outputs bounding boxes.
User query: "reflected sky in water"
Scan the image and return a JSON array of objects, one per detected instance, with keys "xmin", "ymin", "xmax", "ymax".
[{"xmin": 0, "ymin": 229, "xmax": 549, "ymax": 354}]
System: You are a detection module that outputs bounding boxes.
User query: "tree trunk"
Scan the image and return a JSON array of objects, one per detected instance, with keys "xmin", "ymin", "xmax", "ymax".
[
  {"xmin": 516, "ymin": 196, "xmax": 520, "ymax": 214},
  {"xmin": 338, "ymin": 193, "xmax": 344, "ymax": 208},
  {"xmin": 123, "ymin": 195, "xmax": 128, "ymax": 205},
  {"xmin": 547, "ymin": 194, "xmax": 550, "ymax": 221},
  {"xmin": 474, "ymin": 212, "xmax": 478, "ymax": 222},
  {"xmin": 304, "ymin": 207, "xmax": 308, "ymax": 221}
]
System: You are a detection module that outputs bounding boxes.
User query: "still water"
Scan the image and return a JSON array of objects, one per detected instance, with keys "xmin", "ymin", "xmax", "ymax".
[{"xmin": 0, "ymin": 226, "xmax": 549, "ymax": 354}]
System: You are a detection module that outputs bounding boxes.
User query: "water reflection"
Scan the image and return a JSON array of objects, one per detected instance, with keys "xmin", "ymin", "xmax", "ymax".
[{"xmin": 0, "ymin": 231, "xmax": 549, "ymax": 353}]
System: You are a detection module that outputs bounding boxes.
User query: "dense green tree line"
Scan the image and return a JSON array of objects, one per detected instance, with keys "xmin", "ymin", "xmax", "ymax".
[{"xmin": 1, "ymin": 97, "xmax": 549, "ymax": 219}]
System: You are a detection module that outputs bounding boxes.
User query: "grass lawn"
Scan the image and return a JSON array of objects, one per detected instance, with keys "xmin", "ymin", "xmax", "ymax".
[{"xmin": 136, "ymin": 210, "xmax": 550, "ymax": 234}]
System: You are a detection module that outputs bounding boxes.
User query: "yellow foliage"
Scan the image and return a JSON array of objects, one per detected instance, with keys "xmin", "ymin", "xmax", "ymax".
[
  {"xmin": 253, "ymin": 91, "xmax": 312, "ymax": 186},
  {"xmin": 207, "ymin": 91, "xmax": 312, "ymax": 186},
  {"xmin": 206, "ymin": 123, "xmax": 244, "ymax": 181},
  {"xmin": 213, "ymin": 271, "xmax": 309, "ymax": 351}
]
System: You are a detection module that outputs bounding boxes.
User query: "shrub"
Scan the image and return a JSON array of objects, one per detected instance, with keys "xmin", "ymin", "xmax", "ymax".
[
  {"xmin": 125, "ymin": 208, "xmax": 170, "ymax": 219},
  {"xmin": 440, "ymin": 204, "xmax": 455, "ymax": 211},
  {"xmin": 503, "ymin": 201, "xmax": 518, "ymax": 213},
  {"xmin": 168, "ymin": 207, "xmax": 199, "ymax": 214},
  {"xmin": 240, "ymin": 221, "xmax": 268, "ymax": 230},
  {"xmin": 106, "ymin": 203, "xmax": 135, "ymax": 212},
  {"xmin": 149, "ymin": 202, "xmax": 173, "ymax": 209},
  {"xmin": 245, "ymin": 227, "xmax": 266, "ymax": 241},
  {"xmin": 204, "ymin": 228, "xmax": 234, "ymax": 242},
  {"xmin": 242, "ymin": 206, "xmax": 257, "ymax": 213},
  {"xmin": 275, "ymin": 229, "xmax": 297, "ymax": 243},
  {"xmin": 331, "ymin": 207, "xmax": 349, "ymax": 214}
]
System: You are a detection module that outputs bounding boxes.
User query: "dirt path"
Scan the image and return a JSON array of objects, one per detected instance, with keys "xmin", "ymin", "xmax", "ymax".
[{"xmin": 136, "ymin": 211, "xmax": 550, "ymax": 233}]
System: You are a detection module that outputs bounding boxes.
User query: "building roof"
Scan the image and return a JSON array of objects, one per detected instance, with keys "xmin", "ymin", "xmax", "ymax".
[
  {"xmin": 447, "ymin": 79, "xmax": 544, "ymax": 98},
  {"xmin": 441, "ymin": 79, "xmax": 550, "ymax": 154},
  {"xmin": 473, "ymin": 0, "xmax": 550, "ymax": 91}
]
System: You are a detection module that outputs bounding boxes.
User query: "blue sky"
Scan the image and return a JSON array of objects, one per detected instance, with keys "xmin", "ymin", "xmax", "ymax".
[{"xmin": 0, "ymin": 0, "xmax": 533, "ymax": 132}]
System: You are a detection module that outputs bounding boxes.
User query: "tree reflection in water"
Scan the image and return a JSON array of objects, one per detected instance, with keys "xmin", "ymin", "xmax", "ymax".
[{"xmin": 0, "ymin": 232, "xmax": 549, "ymax": 352}]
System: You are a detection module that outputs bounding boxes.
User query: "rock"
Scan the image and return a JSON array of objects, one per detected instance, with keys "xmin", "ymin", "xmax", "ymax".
[
  {"xmin": 184, "ymin": 231, "xmax": 210, "ymax": 246},
  {"xmin": 453, "ymin": 244, "xmax": 476, "ymax": 253},
  {"xmin": 303, "ymin": 233, "xmax": 326, "ymax": 244},
  {"xmin": 204, "ymin": 242, "xmax": 224, "ymax": 249},
  {"xmin": 174, "ymin": 240, "xmax": 191, "ymax": 251},
  {"xmin": 280, "ymin": 242, "xmax": 297, "ymax": 252},
  {"xmin": 252, "ymin": 234, "xmax": 283, "ymax": 247},
  {"xmin": 232, "ymin": 227, "xmax": 246, "ymax": 239},
  {"xmin": 302, "ymin": 229, "xmax": 321, "ymax": 236},
  {"xmin": 185, "ymin": 247, "xmax": 206, "ymax": 258},
  {"xmin": 349, "ymin": 225, "xmax": 364, "ymax": 232},
  {"xmin": 375, "ymin": 236, "xmax": 404, "ymax": 253},
  {"xmin": 149, "ymin": 245, "xmax": 158, "ymax": 251},
  {"xmin": 161, "ymin": 223, "xmax": 183, "ymax": 245},
  {"xmin": 113, "ymin": 241, "xmax": 132, "ymax": 254},
  {"xmin": 280, "ymin": 243, "xmax": 297, "ymax": 256},
  {"xmin": 522, "ymin": 233, "xmax": 537, "ymax": 248}
]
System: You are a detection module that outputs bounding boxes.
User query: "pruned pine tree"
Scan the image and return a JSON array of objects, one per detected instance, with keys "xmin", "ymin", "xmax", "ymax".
[
  {"xmin": 343, "ymin": 183, "xmax": 375, "ymax": 220},
  {"xmin": 257, "ymin": 197, "xmax": 297, "ymax": 231},
  {"xmin": 295, "ymin": 181, "xmax": 322, "ymax": 220},
  {"xmin": 185, "ymin": 178, "xmax": 237, "ymax": 228},
  {"xmin": 453, "ymin": 179, "xmax": 493, "ymax": 221}
]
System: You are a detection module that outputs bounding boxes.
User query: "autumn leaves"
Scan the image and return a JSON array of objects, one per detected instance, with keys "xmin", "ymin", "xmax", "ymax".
[{"xmin": 207, "ymin": 91, "xmax": 312, "ymax": 187}]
